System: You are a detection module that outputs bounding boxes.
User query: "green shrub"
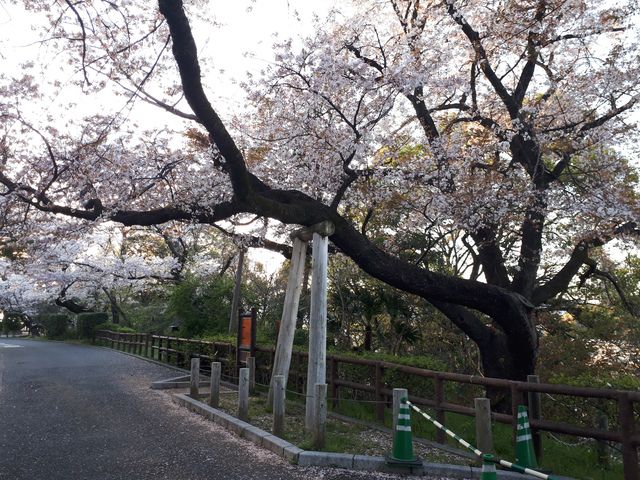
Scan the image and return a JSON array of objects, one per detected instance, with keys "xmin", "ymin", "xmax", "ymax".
[
  {"xmin": 95, "ymin": 322, "xmax": 136, "ymax": 333},
  {"xmin": 41, "ymin": 314, "xmax": 70, "ymax": 338},
  {"xmin": 165, "ymin": 276, "xmax": 234, "ymax": 337},
  {"xmin": 77, "ymin": 312, "xmax": 109, "ymax": 339},
  {"xmin": 1, "ymin": 311, "xmax": 23, "ymax": 336}
]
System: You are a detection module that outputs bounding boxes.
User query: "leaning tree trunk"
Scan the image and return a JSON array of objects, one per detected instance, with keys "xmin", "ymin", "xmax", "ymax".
[{"xmin": 475, "ymin": 312, "xmax": 538, "ymax": 412}]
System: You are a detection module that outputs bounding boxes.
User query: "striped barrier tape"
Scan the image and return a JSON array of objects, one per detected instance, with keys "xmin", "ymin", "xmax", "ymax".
[{"xmin": 405, "ymin": 400, "xmax": 558, "ymax": 480}]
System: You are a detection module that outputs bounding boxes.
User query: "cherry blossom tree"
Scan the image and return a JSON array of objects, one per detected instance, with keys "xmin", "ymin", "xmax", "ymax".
[{"xmin": 1, "ymin": 0, "xmax": 639, "ymax": 380}]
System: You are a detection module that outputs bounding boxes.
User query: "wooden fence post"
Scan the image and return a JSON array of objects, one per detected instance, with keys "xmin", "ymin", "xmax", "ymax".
[
  {"xmin": 210, "ymin": 362, "xmax": 221, "ymax": 408},
  {"xmin": 375, "ymin": 362, "xmax": 385, "ymax": 422},
  {"xmin": 238, "ymin": 367, "xmax": 249, "ymax": 421},
  {"xmin": 435, "ymin": 376, "xmax": 446, "ymax": 444},
  {"xmin": 272, "ymin": 375, "xmax": 285, "ymax": 438},
  {"xmin": 313, "ymin": 383, "xmax": 327, "ymax": 450},
  {"xmin": 511, "ymin": 383, "xmax": 521, "ymax": 443},
  {"xmin": 295, "ymin": 351, "xmax": 302, "ymax": 392},
  {"xmin": 330, "ymin": 357, "xmax": 339, "ymax": 409},
  {"xmin": 393, "ymin": 388, "xmax": 408, "ymax": 432},
  {"xmin": 160, "ymin": 338, "xmax": 169, "ymax": 363},
  {"xmin": 527, "ymin": 375, "xmax": 543, "ymax": 460},
  {"xmin": 247, "ymin": 356, "xmax": 256, "ymax": 395},
  {"xmin": 190, "ymin": 357, "xmax": 200, "ymax": 397},
  {"xmin": 618, "ymin": 394, "xmax": 639, "ymax": 480},
  {"xmin": 595, "ymin": 405, "xmax": 609, "ymax": 468},
  {"xmin": 474, "ymin": 397, "xmax": 494, "ymax": 459}
]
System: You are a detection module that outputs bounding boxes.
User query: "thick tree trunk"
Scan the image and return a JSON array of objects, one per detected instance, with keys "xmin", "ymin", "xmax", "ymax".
[{"xmin": 363, "ymin": 323, "xmax": 372, "ymax": 351}]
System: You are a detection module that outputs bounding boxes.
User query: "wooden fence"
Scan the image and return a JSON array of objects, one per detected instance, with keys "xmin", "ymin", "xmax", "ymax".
[{"xmin": 96, "ymin": 330, "xmax": 640, "ymax": 478}]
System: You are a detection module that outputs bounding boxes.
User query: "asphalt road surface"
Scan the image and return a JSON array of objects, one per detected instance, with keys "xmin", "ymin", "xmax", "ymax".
[{"xmin": 0, "ymin": 338, "xmax": 412, "ymax": 480}]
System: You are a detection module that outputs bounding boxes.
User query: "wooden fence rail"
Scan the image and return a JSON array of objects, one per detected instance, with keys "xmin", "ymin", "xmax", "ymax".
[{"xmin": 95, "ymin": 330, "xmax": 640, "ymax": 478}]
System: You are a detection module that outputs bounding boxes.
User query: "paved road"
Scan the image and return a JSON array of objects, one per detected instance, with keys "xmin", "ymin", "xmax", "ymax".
[{"xmin": 0, "ymin": 339, "xmax": 390, "ymax": 480}]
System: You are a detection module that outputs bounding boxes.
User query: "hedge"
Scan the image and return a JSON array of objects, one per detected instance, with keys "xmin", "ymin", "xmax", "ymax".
[{"xmin": 77, "ymin": 312, "xmax": 109, "ymax": 339}]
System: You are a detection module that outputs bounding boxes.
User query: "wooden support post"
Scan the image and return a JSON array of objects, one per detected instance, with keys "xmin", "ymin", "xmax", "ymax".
[
  {"xmin": 330, "ymin": 357, "xmax": 339, "ymax": 409},
  {"xmin": 305, "ymin": 232, "xmax": 329, "ymax": 431},
  {"xmin": 190, "ymin": 357, "xmax": 200, "ymax": 397},
  {"xmin": 238, "ymin": 367, "xmax": 249, "ymax": 421},
  {"xmin": 474, "ymin": 397, "xmax": 494, "ymax": 460},
  {"xmin": 618, "ymin": 394, "xmax": 639, "ymax": 480},
  {"xmin": 295, "ymin": 351, "xmax": 302, "ymax": 392},
  {"xmin": 247, "ymin": 356, "xmax": 256, "ymax": 394},
  {"xmin": 393, "ymin": 388, "xmax": 408, "ymax": 432},
  {"xmin": 595, "ymin": 405, "xmax": 609, "ymax": 468},
  {"xmin": 511, "ymin": 384, "xmax": 521, "ymax": 443},
  {"xmin": 267, "ymin": 238, "xmax": 307, "ymax": 410},
  {"xmin": 527, "ymin": 375, "xmax": 543, "ymax": 460},
  {"xmin": 435, "ymin": 376, "xmax": 446, "ymax": 444},
  {"xmin": 161, "ymin": 338, "xmax": 168, "ymax": 363},
  {"xmin": 313, "ymin": 383, "xmax": 327, "ymax": 450},
  {"xmin": 145, "ymin": 334, "xmax": 151, "ymax": 358},
  {"xmin": 228, "ymin": 248, "xmax": 245, "ymax": 335},
  {"xmin": 210, "ymin": 362, "xmax": 221, "ymax": 408},
  {"xmin": 272, "ymin": 375, "xmax": 285, "ymax": 438}
]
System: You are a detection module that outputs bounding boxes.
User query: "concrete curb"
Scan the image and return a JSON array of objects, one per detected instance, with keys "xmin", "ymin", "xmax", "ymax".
[
  {"xmin": 171, "ymin": 393, "xmax": 553, "ymax": 479},
  {"xmin": 151, "ymin": 375, "xmax": 212, "ymax": 390}
]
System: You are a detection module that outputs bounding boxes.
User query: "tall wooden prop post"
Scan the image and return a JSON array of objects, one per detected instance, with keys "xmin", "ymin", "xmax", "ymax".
[
  {"xmin": 304, "ymin": 222, "xmax": 333, "ymax": 431},
  {"xmin": 267, "ymin": 238, "xmax": 307, "ymax": 410},
  {"xmin": 228, "ymin": 248, "xmax": 245, "ymax": 334}
]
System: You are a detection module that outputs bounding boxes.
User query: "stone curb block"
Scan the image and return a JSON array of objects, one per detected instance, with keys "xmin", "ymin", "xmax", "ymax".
[
  {"xmin": 352, "ymin": 455, "xmax": 385, "ymax": 471},
  {"xmin": 170, "ymin": 393, "xmax": 553, "ymax": 479},
  {"xmin": 226, "ymin": 416, "xmax": 253, "ymax": 435},
  {"xmin": 283, "ymin": 445, "xmax": 304, "ymax": 463},
  {"xmin": 242, "ymin": 426, "xmax": 269, "ymax": 446},
  {"xmin": 262, "ymin": 434, "xmax": 292, "ymax": 456},
  {"xmin": 298, "ymin": 451, "xmax": 354, "ymax": 469}
]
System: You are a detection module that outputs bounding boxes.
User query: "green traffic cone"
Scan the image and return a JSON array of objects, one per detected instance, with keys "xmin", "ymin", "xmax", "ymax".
[
  {"xmin": 515, "ymin": 404, "xmax": 538, "ymax": 469},
  {"xmin": 386, "ymin": 397, "xmax": 421, "ymax": 467},
  {"xmin": 481, "ymin": 454, "xmax": 498, "ymax": 480}
]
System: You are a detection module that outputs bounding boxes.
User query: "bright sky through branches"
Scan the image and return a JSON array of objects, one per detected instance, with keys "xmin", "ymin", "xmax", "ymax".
[{"xmin": 0, "ymin": 1, "xmax": 339, "ymax": 118}]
